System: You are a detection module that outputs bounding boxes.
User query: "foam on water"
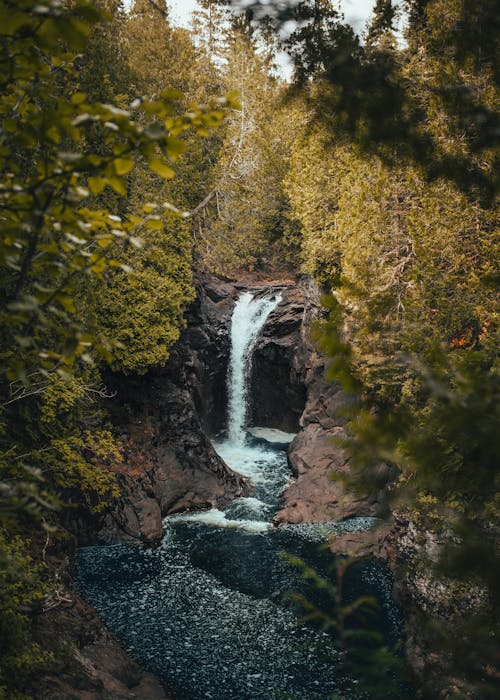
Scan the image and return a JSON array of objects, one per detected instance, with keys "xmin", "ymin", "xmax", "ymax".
[
  {"xmin": 214, "ymin": 441, "xmax": 277, "ymax": 481},
  {"xmin": 167, "ymin": 508, "xmax": 269, "ymax": 534},
  {"xmin": 282, "ymin": 517, "xmax": 379, "ymax": 543},
  {"xmin": 225, "ymin": 496, "xmax": 272, "ymax": 521},
  {"xmin": 78, "ymin": 519, "xmax": 402, "ymax": 700},
  {"xmin": 247, "ymin": 427, "xmax": 296, "ymax": 444},
  {"xmin": 214, "ymin": 440, "xmax": 290, "ymax": 497},
  {"xmin": 78, "ymin": 532, "xmax": 348, "ymax": 700}
]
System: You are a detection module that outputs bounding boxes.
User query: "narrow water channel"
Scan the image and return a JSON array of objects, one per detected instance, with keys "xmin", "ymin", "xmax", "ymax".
[{"xmin": 77, "ymin": 292, "xmax": 404, "ymax": 699}]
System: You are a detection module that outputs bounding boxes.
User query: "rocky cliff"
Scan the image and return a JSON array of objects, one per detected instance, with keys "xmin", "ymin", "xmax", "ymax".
[
  {"xmin": 248, "ymin": 275, "xmax": 389, "ymax": 525},
  {"xmin": 36, "ymin": 275, "xmax": 249, "ymax": 698},
  {"xmin": 66, "ymin": 275, "xmax": 252, "ymax": 545},
  {"xmin": 78, "ymin": 270, "xmax": 389, "ymax": 544}
]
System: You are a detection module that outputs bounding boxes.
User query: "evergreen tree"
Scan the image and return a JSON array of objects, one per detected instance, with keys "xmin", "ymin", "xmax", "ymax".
[
  {"xmin": 365, "ymin": 0, "xmax": 396, "ymax": 47},
  {"xmin": 0, "ymin": 2, "xmax": 230, "ymax": 694},
  {"xmin": 195, "ymin": 25, "xmax": 300, "ymax": 271},
  {"xmin": 282, "ymin": 0, "xmax": 499, "ymax": 691}
]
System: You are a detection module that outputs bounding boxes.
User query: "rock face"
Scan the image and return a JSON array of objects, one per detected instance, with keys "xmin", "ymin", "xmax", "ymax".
[
  {"xmin": 35, "ymin": 603, "xmax": 173, "ymax": 700},
  {"xmin": 270, "ymin": 276, "xmax": 388, "ymax": 525},
  {"xmin": 250, "ymin": 283, "xmax": 308, "ymax": 432},
  {"xmin": 385, "ymin": 515, "xmax": 493, "ymax": 699},
  {"xmin": 31, "ymin": 535, "xmax": 175, "ymax": 700},
  {"xmin": 74, "ymin": 275, "xmax": 254, "ymax": 545}
]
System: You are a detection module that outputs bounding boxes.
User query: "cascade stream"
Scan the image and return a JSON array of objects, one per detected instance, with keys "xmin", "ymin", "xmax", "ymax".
[{"xmin": 78, "ymin": 292, "xmax": 404, "ymax": 699}]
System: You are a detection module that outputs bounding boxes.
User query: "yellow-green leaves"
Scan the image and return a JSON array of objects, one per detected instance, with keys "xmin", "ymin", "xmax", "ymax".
[
  {"xmin": 149, "ymin": 158, "xmax": 176, "ymax": 179},
  {"xmin": 88, "ymin": 176, "xmax": 107, "ymax": 195},
  {"xmin": 113, "ymin": 158, "xmax": 134, "ymax": 176}
]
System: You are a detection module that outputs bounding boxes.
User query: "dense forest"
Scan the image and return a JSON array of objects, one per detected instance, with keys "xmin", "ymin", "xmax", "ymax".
[{"xmin": 0, "ymin": 1, "xmax": 498, "ymax": 698}]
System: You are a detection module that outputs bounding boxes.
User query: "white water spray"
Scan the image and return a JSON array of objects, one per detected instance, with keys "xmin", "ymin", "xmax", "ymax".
[{"xmin": 227, "ymin": 291, "xmax": 282, "ymax": 446}]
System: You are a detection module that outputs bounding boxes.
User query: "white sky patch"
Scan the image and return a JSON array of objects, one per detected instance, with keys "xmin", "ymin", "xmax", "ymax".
[
  {"xmin": 169, "ymin": 1, "xmax": 377, "ymax": 32},
  {"xmin": 124, "ymin": 2, "xmax": 405, "ymax": 80}
]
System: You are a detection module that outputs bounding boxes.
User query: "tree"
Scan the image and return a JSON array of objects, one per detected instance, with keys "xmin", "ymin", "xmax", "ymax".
[
  {"xmin": 194, "ymin": 24, "xmax": 301, "ymax": 271},
  {"xmin": 192, "ymin": 0, "xmax": 233, "ymax": 63},
  {"xmin": 365, "ymin": 0, "xmax": 397, "ymax": 47},
  {"xmin": 281, "ymin": 0, "xmax": 499, "ymax": 692},
  {"xmin": 241, "ymin": 0, "xmax": 500, "ymax": 201},
  {"xmin": 0, "ymin": 2, "xmax": 231, "ymax": 694}
]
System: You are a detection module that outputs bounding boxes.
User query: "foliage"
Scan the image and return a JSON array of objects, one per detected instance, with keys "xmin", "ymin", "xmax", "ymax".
[
  {"xmin": 0, "ymin": 534, "xmax": 50, "ymax": 699},
  {"xmin": 277, "ymin": 0, "xmax": 500, "ymax": 690},
  {"xmin": 0, "ymin": 0, "xmax": 497, "ymax": 696},
  {"xmin": 93, "ymin": 219, "xmax": 195, "ymax": 373},
  {"xmin": 194, "ymin": 24, "xmax": 301, "ymax": 272},
  {"xmin": 285, "ymin": 553, "xmax": 408, "ymax": 699},
  {"xmin": 0, "ymin": 0, "xmax": 232, "ymax": 519},
  {"xmin": 0, "ymin": 0, "xmax": 229, "ymax": 382},
  {"xmin": 0, "ymin": 2, "xmax": 231, "ymax": 695},
  {"xmin": 40, "ymin": 430, "xmax": 122, "ymax": 512},
  {"xmin": 313, "ymin": 296, "xmax": 500, "ymax": 693},
  {"xmin": 239, "ymin": 0, "xmax": 499, "ymax": 202}
]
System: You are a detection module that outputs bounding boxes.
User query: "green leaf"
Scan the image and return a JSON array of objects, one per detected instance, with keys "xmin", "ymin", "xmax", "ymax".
[
  {"xmin": 71, "ymin": 92, "xmax": 87, "ymax": 105},
  {"xmin": 88, "ymin": 177, "xmax": 107, "ymax": 195},
  {"xmin": 57, "ymin": 295, "xmax": 76, "ymax": 314},
  {"xmin": 149, "ymin": 159, "xmax": 175, "ymax": 179},
  {"xmin": 164, "ymin": 137, "xmax": 186, "ymax": 158},
  {"xmin": 113, "ymin": 158, "xmax": 134, "ymax": 176},
  {"xmin": 108, "ymin": 176, "xmax": 127, "ymax": 196},
  {"xmin": 146, "ymin": 218, "xmax": 163, "ymax": 230},
  {"xmin": 0, "ymin": 9, "xmax": 29, "ymax": 35}
]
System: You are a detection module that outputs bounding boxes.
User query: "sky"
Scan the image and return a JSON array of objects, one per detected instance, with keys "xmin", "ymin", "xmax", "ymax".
[
  {"xmin": 166, "ymin": 0, "xmax": 381, "ymax": 79},
  {"xmin": 169, "ymin": 1, "xmax": 378, "ymax": 34}
]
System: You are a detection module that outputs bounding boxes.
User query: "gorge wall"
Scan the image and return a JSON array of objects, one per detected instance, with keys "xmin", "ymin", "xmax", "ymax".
[
  {"xmin": 85, "ymin": 272, "xmax": 390, "ymax": 546},
  {"xmin": 61, "ymin": 273, "xmax": 483, "ymax": 700},
  {"xmin": 249, "ymin": 275, "xmax": 388, "ymax": 526}
]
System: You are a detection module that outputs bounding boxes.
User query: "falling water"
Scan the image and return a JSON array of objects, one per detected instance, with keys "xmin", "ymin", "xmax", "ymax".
[{"xmin": 227, "ymin": 291, "xmax": 282, "ymax": 445}]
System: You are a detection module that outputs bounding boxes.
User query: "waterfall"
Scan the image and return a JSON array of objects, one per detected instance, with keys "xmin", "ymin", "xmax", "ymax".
[{"xmin": 227, "ymin": 291, "xmax": 282, "ymax": 446}]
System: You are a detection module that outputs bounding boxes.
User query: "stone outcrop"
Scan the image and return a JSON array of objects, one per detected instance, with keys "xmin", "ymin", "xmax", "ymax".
[
  {"xmin": 31, "ymin": 533, "xmax": 176, "ymax": 700},
  {"xmin": 250, "ymin": 283, "xmax": 308, "ymax": 432},
  {"xmin": 266, "ymin": 276, "xmax": 389, "ymax": 525},
  {"xmin": 71, "ymin": 275, "xmax": 256, "ymax": 545},
  {"xmin": 35, "ymin": 602, "xmax": 173, "ymax": 700}
]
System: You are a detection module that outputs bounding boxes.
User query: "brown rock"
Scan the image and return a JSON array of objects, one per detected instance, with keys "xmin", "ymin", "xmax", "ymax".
[
  {"xmin": 250, "ymin": 284, "xmax": 309, "ymax": 432},
  {"xmin": 65, "ymin": 274, "xmax": 252, "ymax": 545},
  {"xmin": 264, "ymin": 277, "xmax": 390, "ymax": 525},
  {"xmin": 327, "ymin": 522, "xmax": 393, "ymax": 559},
  {"xmin": 31, "ymin": 540, "xmax": 176, "ymax": 700}
]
